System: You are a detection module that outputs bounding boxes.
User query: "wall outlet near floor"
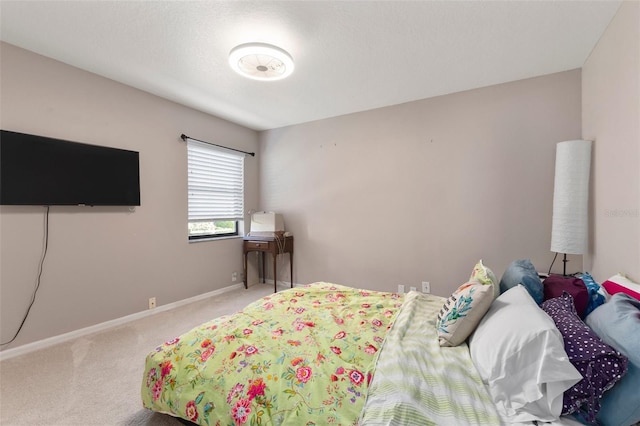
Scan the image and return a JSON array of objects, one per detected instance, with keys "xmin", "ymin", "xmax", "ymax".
[
  {"xmin": 398, "ymin": 284, "xmax": 405, "ymax": 293},
  {"xmin": 148, "ymin": 297, "xmax": 156, "ymax": 309},
  {"xmin": 422, "ymin": 281, "xmax": 431, "ymax": 293},
  {"xmin": 232, "ymin": 272, "xmax": 238, "ymax": 282},
  {"xmin": 409, "ymin": 286, "xmax": 417, "ymax": 292}
]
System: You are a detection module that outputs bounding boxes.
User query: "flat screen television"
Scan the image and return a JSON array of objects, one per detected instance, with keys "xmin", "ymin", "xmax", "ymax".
[{"xmin": 0, "ymin": 130, "xmax": 140, "ymax": 206}]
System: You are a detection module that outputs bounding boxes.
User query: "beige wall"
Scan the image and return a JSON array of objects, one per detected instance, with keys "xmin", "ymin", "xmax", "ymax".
[
  {"xmin": 582, "ymin": 1, "xmax": 640, "ymax": 283},
  {"xmin": 6, "ymin": 8, "xmax": 634, "ymax": 349},
  {"xmin": 0, "ymin": 43, "xmax": 259, "ymax": 349},
  {"xmin": 259, "ymin": 70, "xmax": 582, "ymax": 296}
]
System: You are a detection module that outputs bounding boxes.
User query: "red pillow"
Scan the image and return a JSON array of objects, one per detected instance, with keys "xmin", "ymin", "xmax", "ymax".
[
  {"xmin": 602, "ymin": 280, "xmax": 640, "ymax": 300},
  {"xmin": 543, "ymin": 275, "xmax": 589, "ymax": 318}
]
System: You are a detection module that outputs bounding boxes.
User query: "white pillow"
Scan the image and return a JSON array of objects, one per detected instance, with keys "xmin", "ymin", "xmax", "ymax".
[
  {"xmin": 468, "ymin": 285, "xmax": 582, "ymax": 423},
  {"xmin": 608, "ymin": 273, "xmax": 640, "ymax": 290},
  {"xmin": 602, "ymin": 273, "xmax": 640, "ymax": 300}
]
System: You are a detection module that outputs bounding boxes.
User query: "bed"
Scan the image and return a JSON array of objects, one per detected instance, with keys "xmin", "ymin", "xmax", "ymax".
[
  {"xmin": 141, "ymin": 263, "xmax": 640, "ymax": 426},
  {"xmin": 141, "ymin": 282, "xmax": 499, "ymax": 425}
]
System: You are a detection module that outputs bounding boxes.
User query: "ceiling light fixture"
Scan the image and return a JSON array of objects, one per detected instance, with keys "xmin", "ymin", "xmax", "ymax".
[{"xmin": 228, "ymin": 42, "xmax": 294, "ymax": 81}]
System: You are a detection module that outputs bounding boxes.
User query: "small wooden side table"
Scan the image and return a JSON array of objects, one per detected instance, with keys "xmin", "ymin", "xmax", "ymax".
[{"xmin": 243, "ymin": 235, "xmax": 293, "ymax": 292}]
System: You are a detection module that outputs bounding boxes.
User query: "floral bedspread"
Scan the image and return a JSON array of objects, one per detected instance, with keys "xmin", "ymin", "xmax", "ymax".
[{"xmin": 141, "ymin": 283, "xmax": 404, "ymax": 426}]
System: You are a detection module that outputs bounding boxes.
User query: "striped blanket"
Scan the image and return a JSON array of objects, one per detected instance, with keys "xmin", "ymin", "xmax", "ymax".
[{"xmin": 359, "ymin": 291, "xmax": 501, "ymax": 425}]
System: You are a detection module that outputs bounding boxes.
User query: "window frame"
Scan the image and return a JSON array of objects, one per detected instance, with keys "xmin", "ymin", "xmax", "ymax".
[
  {"xmin": 188, "ymin": 219, "xmax": 239, "ymax": 241},
  {"xmin": 187, "ymin": 140, "xmax": 245, "ymax": 241}
]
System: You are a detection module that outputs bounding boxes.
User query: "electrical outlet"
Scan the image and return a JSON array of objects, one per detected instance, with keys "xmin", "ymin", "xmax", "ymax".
[
  {"xmin": 232, "ymin": 272, "xmax": 238, "ymax": 282},
  {"xmin": 148, "ymin": 297, "xmax": 156, "ymax": 309},
  {"xmin": 398, "ymin": 284, "xmax": 405, "ymax": 293},
  {"xmin": 409, "ymin": 286, "xmax": 417, "ymax": 292},
  {"xmin": 422, "ymin": 281, "xmax": 430, "ymax": 293}
]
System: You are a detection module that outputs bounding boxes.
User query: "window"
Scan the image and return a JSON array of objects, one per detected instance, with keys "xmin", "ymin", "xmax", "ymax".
[{"xmin": 187, "ymin": 139, "xmax": 244, "ymax": 240}]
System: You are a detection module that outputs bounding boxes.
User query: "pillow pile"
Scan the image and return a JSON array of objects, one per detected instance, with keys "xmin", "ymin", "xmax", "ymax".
[
  {"xmin": 499, "ymin": 259, "xmax": 543, "ymax": 304},
  {"xmin": 436, "ymin": 260, "xmax": 497, "ymax": 347},
  {"xmin": 469, "ymin": 285, "xmax": 582, "ymax": 423},
  {"xmin": 586, "ymin": 293, "xmax": 640, "ymax": 426},
  {"xmin": 541, "ymin": 293, "xmax": 628, "ymax": 424}
]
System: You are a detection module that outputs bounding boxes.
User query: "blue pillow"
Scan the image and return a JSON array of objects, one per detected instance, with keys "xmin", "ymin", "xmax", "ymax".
[
  {"xmin": 499, "ymin": 259, "xmax": 543, "ymax": 304},
  {"xmin": 586, "ymin": 293, "xmax": 640, "ymax": 426},
  {"xmin": 580, "ymin": 272, "xmax": 606, "ymax": 317},
  {"xmin": 597, "ymin": 363, "xmax": 640, "ymax": 426}
]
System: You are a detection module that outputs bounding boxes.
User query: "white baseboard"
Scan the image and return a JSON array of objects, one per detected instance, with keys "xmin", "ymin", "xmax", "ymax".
[{"xmin": 0, "ymin": 283, "xmax": 244, "ymax": 362}]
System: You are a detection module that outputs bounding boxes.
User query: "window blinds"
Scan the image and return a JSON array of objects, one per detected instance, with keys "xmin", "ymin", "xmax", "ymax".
[{"xmin": 187, "ymin": 139, "xmax": 244, "ymax": 221}]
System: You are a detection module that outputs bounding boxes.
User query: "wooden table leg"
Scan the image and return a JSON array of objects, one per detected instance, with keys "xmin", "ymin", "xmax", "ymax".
[
  {"xmin": 273, "ymin": 252, "xmax": 277, "ymax": 293},
  {"xmin": 243, "ymin": 252, "xmax": 248, "ymax": 289},
  {"xmin": 290, "ymin": 252, "xmax": 293, "ymax": 288}
]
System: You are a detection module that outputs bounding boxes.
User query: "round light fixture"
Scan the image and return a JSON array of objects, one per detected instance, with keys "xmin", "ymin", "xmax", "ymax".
[{"xmin": 228, "ymin": 42, "xmax": 294, "ymax": 81}]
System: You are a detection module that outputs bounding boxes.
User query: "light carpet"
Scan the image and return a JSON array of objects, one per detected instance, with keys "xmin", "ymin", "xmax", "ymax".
[{"xmin": 0, "ymin": 284, "xmax": 276, "ymax": 425}]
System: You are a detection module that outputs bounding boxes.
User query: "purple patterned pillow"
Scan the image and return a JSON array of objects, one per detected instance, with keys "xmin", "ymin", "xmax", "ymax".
[{"xmin": 542, "ymin": 293, "xmax": 628, "ymax": 424}]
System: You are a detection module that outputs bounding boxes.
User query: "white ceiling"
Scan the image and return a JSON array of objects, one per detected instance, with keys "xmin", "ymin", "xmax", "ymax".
[{"xmin": 0, "ymin": 1, "xmax": 622, "ymax": 131}]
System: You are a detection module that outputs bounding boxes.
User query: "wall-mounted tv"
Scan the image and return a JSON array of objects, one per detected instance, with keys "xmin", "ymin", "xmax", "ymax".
[{"xmin": 1, "ymin": 130, "xmax": 140, "ymax": 206}]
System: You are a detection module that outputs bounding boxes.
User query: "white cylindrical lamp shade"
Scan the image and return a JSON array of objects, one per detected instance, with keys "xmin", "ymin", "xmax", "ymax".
[{"xmin": 551, "ymin": 140, "xmax": 592, "ymax": 255}]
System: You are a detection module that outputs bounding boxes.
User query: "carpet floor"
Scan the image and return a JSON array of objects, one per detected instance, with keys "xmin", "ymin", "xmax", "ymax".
[{"xmin": 0, "ymin": 284, "xmax": 276, "ymax": 425}]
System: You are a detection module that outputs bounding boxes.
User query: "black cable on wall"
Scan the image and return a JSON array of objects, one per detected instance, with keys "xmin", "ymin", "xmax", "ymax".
[{"xmin": 1, "ymin": 205, "xmax": 50, "ymax": 346}]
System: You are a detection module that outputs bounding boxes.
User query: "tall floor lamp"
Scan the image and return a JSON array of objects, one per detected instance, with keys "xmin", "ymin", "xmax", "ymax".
[{"xmin": 551, "ymin": 140, "xmax": 592, "ymax": 276}]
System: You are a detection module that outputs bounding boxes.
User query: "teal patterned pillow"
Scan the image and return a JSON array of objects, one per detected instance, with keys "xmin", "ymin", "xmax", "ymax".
[
  {"xmin": 470, "ymin": 259, "xmax": 499, "ymax": 299},
  {"xmin": 437, "ymin": 282, "xmax": 494, "ymax": 347},
  {"xmin": 579, "ymin": 272, "xmax": 606, "ymax": 317}
]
